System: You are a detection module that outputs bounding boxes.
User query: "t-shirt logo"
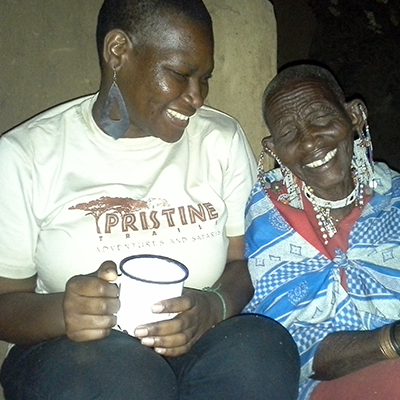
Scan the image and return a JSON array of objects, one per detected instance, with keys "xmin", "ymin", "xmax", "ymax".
[{"xmin": 69, "ymin": 196, "xmax": 218, "ymax": 235}]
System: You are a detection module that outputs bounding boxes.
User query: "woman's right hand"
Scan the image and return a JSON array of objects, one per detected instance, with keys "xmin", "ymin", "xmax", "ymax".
[{"xmin": 63, "ymin": 261, "xmax": 120, "ymax": 342}]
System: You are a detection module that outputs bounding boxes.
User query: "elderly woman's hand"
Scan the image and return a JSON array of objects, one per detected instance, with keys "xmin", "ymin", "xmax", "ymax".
[
  {"xmin": 133, "ymin": 287, "xmax": 223, "ymax": 357},
  {"xmin": 63, "ymin": 261, "xmax": 120, "ymax": 342}
]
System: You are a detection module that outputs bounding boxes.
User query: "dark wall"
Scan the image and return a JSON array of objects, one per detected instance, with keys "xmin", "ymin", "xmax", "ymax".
[{"xmin": 272, "ymin": 0, "xmax": 400, "ymax": 171}]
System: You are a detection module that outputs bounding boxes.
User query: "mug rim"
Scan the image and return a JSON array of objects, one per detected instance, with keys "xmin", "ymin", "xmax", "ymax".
[{"xmin": 119, "ymin": 254, "xmax": 189, "ymax": 285}]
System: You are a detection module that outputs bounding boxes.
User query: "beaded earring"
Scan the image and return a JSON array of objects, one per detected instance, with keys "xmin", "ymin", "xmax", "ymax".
[
  {"xmin": 100, "ymin": 67, "xmax": 130, "ymax": 139},
  {"xmin": 258, "ymin": 145, "xmax": 303, "ymax": 209},
  {"xmin": 353, "ymin": 104, "xmax": 376, "ymax": 190}
]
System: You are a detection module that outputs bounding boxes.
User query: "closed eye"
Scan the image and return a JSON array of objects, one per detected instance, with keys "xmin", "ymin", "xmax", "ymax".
[
  {"xmin": 276, "ymin": 130, "xmax": 296, "ymax": 142},
  {"xmin": 311, "ymin": 112, "xmax": 331, "ymax": 125},
  {"xmin": 277, "ymin": 123, "xmax": 296, "ymax": 140},
  {"xmin": 173, "ymin": 70, "xmax": 189, "ymax": 81}
]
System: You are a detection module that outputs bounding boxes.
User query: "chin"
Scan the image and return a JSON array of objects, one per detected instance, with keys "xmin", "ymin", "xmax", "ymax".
[{"xmin": 157, "ymin": 131, "xmax": 185, "ymax": 143}]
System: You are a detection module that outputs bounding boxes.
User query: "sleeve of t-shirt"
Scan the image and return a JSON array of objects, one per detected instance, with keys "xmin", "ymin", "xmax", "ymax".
[
  {"xmin": 223, "ymin": 124, "xmax": 257, "ymax": 237},
  {"xmin": 0, "ymin": 134, "xmax": 38, "ymax": 279}
]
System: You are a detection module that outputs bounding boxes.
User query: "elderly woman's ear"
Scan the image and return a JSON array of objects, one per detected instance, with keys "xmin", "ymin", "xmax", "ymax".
[
  {"xmin": 345, "ymin": 99, "xmax": 367, "ymax": 132},
  {"xmin": 261, "ymin": 136, "xmax": 275, "ymax": 153}
]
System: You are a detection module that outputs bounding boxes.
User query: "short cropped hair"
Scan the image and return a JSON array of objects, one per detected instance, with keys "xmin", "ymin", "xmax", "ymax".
[
  {"xmin": 96, "ymin": 0, "xmax": 212, "ymax": 65},
  {"xmin": 262, "ymin": 64, "xmax": 345, "ymax": 123}
]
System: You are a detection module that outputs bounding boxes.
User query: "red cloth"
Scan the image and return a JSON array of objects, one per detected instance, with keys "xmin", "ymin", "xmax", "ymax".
[
  {"xmin": 268, "ymin": 184, "xmax": 368, "ymax": 290},
  {"xmin": 311, "ymin": 358, "xmax": 400, "ymax": 400},
  {"xmin": 269, "ymin": 187, "xmax": 365, "ymax": 260}
]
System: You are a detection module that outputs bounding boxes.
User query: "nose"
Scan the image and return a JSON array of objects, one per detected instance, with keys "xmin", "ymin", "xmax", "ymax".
[
  {"xmin": 298, "ymin": 123, "xmax": 321, "ymax": 151},
  {"xmin": 182, "ymin": 79, "xmax": 208, "ymax": 109}
]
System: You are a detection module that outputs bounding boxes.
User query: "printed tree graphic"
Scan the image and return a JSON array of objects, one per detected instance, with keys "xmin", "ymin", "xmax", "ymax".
[{"xmin": 69, "ymin": 196, "xmax": 148, "ymax": 234}]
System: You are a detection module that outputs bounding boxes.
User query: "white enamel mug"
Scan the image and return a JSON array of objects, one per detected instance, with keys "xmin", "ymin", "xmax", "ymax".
[{"xmin": 114, "ymin": 254, "xmax": 188, "ymax": 336}]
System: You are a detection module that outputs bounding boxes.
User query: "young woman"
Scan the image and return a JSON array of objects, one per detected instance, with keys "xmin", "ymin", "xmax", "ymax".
[{"xmin": 0, "ymin": 1, "xmax": 299, "ymax": 399}]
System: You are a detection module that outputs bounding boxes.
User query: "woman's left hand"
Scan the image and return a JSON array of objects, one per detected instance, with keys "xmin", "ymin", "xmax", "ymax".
[
  {"xmin": 134, "ymin": 236, "xmax": 254, "ymax": 357},
  {"xmin": 133, "ymin": 287, "xmax": 222, "ymax": 357}
]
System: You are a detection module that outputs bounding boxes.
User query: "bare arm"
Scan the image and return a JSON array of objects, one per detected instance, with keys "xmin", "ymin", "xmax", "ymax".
[
  {"xmin": 312, "ymin": 323, "xmax": 399, "ymax": 380},
  {"xmin": 207, "ymin": 235, "xmax": 254, "ymax": 319},
  {"xmin": 0, "ymin": 276, "xmax": 65, "ymax": 345},
  {"xmin": 0, "ymin": 262, "xmax": 120, "ymax": 346}
]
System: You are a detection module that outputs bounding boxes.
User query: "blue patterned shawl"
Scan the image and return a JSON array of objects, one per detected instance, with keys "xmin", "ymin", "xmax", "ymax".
[{"xmin": 244, "ymin": 163, "xmax": 400, "ymax": 399}]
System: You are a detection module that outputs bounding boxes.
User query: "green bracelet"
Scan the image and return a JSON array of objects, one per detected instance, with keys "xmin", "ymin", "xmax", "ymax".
[{"xmin": 202, "ymin": 285, "xmax": 227, "ymax": 320}]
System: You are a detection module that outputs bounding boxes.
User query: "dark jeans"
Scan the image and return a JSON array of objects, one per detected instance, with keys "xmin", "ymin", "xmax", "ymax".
[{"xmin": 0, "ymin": 314, "xmax": 299, "ymax": 400}]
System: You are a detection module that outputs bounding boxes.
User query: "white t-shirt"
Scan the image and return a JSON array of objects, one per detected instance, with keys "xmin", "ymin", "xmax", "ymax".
[{"xmin": 0, "ymin": 95, "xmax": 256, "ymax": 293}]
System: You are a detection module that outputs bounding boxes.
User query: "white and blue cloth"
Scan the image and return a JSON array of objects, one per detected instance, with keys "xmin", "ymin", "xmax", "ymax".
[{"xmin": 244, "ymin": 163, "xmax": 400, "ymax": 399}]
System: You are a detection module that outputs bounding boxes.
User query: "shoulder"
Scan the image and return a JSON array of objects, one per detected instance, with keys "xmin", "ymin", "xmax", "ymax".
[
  {"xmin": 246, "ymin": 171, "xmax": 278, "ymax": 212},
  {"xmin": 246, "ymin": 168, "xmax": 285, "ymax": 215},
  {"xmin": 250, "ymin": 168, "xmax": 284, "ymax": 196},
  {"xmin": 373, "ymin": 162, "xmax": 400, "ymax": 196},
  {"xmin": 0, "ymin": 95, "xmax": 94, "ymax": 150},
  {"xmin": 185, "ymin": 105, "xmax": 256, "ymax": 172},
  {"xmin": 187, "ymin": 105, "xmax": 244, "ymax": 140}
]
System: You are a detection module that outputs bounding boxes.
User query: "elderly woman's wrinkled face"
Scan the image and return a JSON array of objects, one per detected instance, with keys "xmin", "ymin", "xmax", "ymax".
[
  {"xmin": 117, "ymin": 17, "xmax": 214, "ymax": 142},
  {"xmin": 265, "ymin": 79, "xmax": 356, "ymax": 194}
]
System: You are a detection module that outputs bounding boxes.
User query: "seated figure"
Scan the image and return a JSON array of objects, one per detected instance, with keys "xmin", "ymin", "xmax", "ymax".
[{"xmin": 245, "ymin": 62, "xmax": 400, "ymax": 400}]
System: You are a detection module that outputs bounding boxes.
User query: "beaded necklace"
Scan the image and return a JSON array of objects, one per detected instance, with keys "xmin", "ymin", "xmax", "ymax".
[
  {"xmin": 302, "ymin": 178, "xmax": 364, "ymax": 245},
  {"xmin": 258, "ymin": 144, "xmax": 369, "ymax": 245},
  {"xmin": 259, "ymin": 164, "xmax": 364, "ymax": 245}
]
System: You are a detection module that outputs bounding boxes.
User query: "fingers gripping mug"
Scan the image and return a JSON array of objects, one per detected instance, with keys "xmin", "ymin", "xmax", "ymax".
[{"xmin": 114, "ymin": 255, "xmax": 189, "ymax": 336}]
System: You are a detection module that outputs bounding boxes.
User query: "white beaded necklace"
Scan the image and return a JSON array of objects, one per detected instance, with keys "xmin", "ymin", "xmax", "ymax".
[
  {"xmin": 302, "ymin": 181, "xmax": 362, "ymax": 245},
  {"xmin": 303, "ymin": 183, "xmax": 359, "ymax": 209}
]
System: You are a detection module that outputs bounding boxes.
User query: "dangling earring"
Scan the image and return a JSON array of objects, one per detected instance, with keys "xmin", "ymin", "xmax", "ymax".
[
  {"xmin": 258, "ymin": 144, "xmax": 303, "ymax": 209},
  {"xmin": 100, "ymin": 67, "xmax": 130, "ymax": 139},
  {"xmin": 353, "ymin": 104, "xmax": 375, "ymax": 189}
]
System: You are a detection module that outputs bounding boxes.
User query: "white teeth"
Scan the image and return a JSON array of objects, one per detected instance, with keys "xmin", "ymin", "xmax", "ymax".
[
  {"xmin": 306, "ymin": 148, "xmax": 337, "ymax": 168},
  {"xmin": 167, "ymin": 109, "xmax": 189, "ymax": 121}
]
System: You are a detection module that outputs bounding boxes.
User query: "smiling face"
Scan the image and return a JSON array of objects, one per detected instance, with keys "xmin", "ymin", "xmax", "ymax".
[
  {"xmin": 115, "ymin": 15, "xmax": 214, "ymax": 142},
  {"xmin": 264, "ymin": 79, "xmax": 360, "ymax": 199}
]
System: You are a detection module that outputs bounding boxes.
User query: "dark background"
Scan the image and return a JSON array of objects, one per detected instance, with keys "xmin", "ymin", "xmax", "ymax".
[{"xmin": 272, "ymin": 0, "xmax": 400, "ymax": 171}]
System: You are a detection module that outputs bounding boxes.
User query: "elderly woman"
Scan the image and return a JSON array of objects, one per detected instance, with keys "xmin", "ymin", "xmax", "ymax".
[
  {"xmin": 0, "ymin": 1, "xmax": 300, "ymax": 399},
  {"xmin": 245, "ymin": 63, "xmax": 400, "ymax": 400}
]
